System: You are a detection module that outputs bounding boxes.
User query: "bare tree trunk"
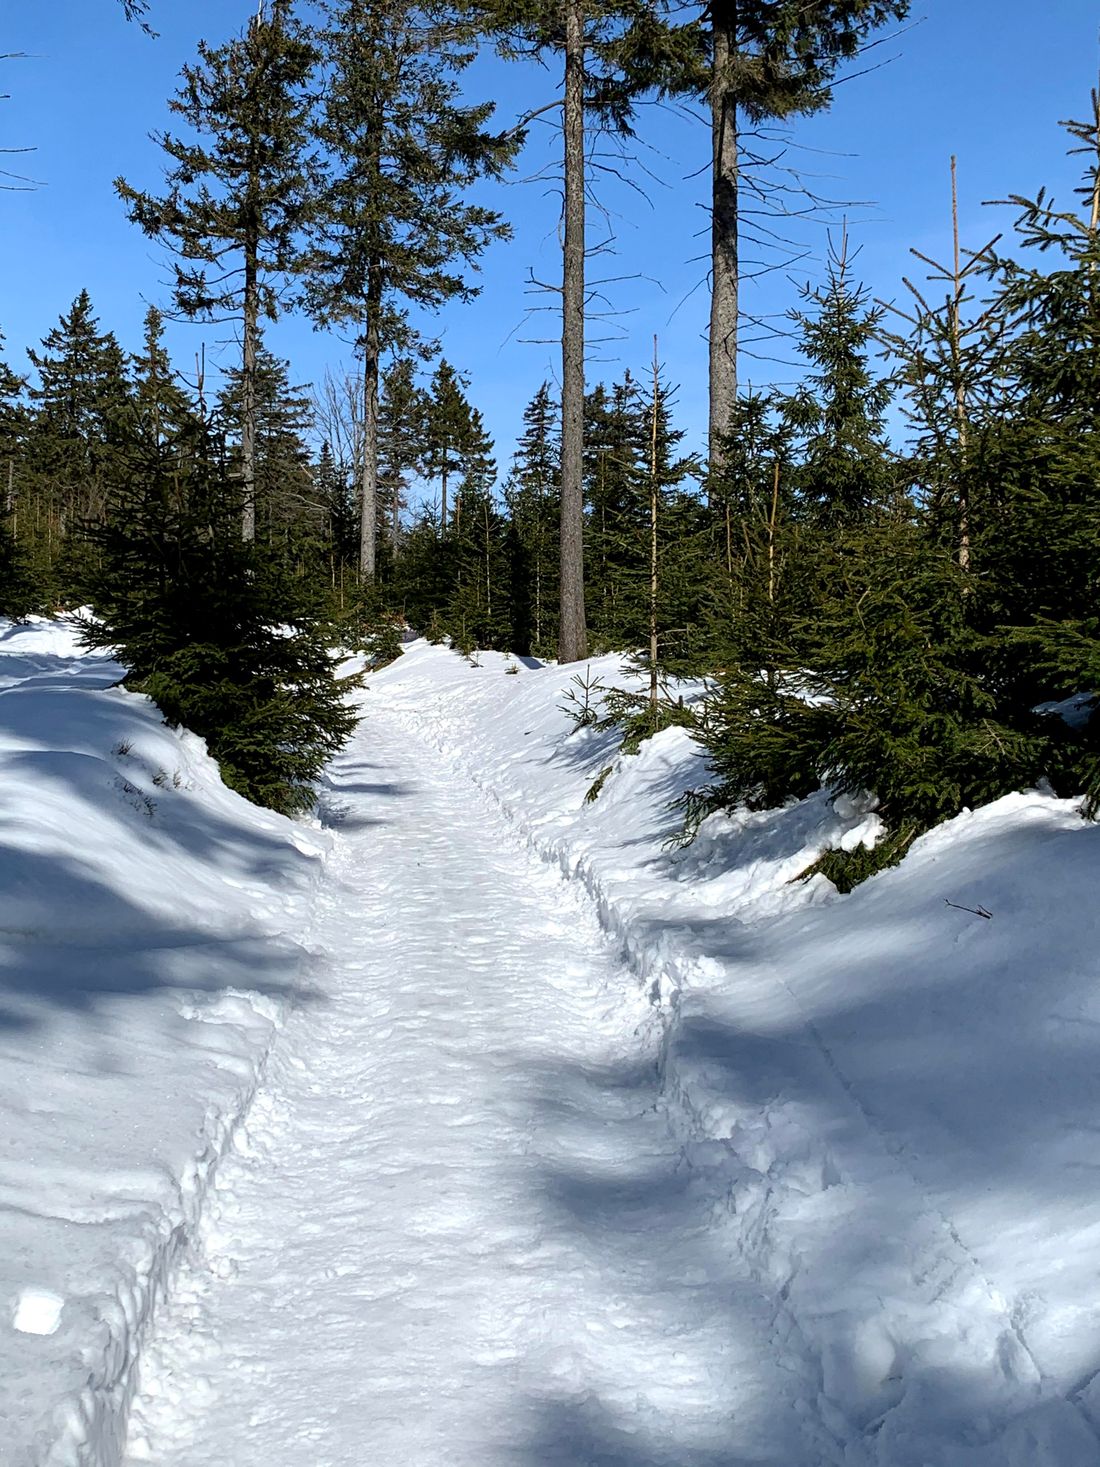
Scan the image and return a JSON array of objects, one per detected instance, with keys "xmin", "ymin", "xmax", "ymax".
[
  {"xmin": 241, "ymin": 239, "xmax": 259, "ymax": 542},
  {"xmin": 558, "ymin": 0, "xmax": 588, "ymax": 663},
  {"xmin": 767, "ymin": 459, "xmax": 779, "ymax": 605},
  {"xmin": 484, "ymin": 498, "xmax": 492, "ymax": 621},
  {"xmin": 441, "ymin": 466, "xmax": 448, "ymax": 533},
  {"xmin": 708, "ymin": 3, "xmax": 739, "ymax": 473},
  {"xmin": 949, "ymin": 156, "xmax": 969, "ymax": 575},
  {"xmin": 360, "ymin": 297, "xmax": 380, "ymax": 579},
  {"xmin": 648, "ymin": 336, "xmax": 659, "ymax": 711}
]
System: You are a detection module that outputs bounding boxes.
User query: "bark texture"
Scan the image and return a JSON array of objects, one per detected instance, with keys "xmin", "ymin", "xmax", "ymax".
[
  {"xmin": 241, "ymin": 248, "xmax": 258, "ymax": 542},
  {"xmin": 708, "ymin": 5, "xmax": 739, "ymax": 471},
  {"xmin": 360, "ymin": 304, "xmax": 380, "ymax": 579},
  {"xmin": 558, "ymin": 0, "xmax": 588, "ymax": 662}
]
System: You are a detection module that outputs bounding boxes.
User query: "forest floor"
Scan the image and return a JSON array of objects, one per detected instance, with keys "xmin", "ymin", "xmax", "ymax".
[{"xmin": 4, "ymin": 625, "xmax": 1100, "ymax": 1466}]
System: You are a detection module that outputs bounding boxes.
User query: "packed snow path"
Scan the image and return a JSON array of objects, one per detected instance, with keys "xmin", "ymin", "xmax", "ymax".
[{"xmin": 122, "ymin": 707, "xmax": 835, "ymax": 1467}]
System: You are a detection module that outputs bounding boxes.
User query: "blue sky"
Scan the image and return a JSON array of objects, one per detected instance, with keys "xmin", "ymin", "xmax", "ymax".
[{"xmin": 2, "ymin": 0, "xmax": 1098, "ymax": 474}]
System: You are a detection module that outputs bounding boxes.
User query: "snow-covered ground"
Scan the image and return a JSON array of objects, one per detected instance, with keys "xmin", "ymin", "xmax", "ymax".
[
  {"xmin": 366, "ymin": 643, "xmax": 1100, "ymax": 1462},
  {"xmin": 5, "ymin": 624, "xmax": 1100, "ymax": 1465},
  {"xmin": 0, "ymin": 619, "xmax": 327, "ymax": 1466}
]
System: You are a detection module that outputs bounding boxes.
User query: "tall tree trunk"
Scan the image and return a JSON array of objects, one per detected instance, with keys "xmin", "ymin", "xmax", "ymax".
[
  {"xmin": 484, "ymin": 498, "xmax": 493, "ymax": 621},
  {"xmin": 360, "ymin": 295, "xmax": 380, "ymax": 579},
  {"xmin": 558, "ymin": 0, "xmax": 588, "ymax": 663},
  {"xmin": 708, "ymin": 2, "xmax": 738, "ymax": 472},
  {"xmin": 648, "ymin": 337, "xmax": 659, "ymax": 711},
  {"xmin": 441, "ymin": 465, "xmax": 448, "ymax": 533},
  {"xmin": 241, "ymin": 239, "xmax": 259, "ymax": 542},
  {"xmin": 949, "ymin": 155, "xmax": 970, "ymax": 575}
]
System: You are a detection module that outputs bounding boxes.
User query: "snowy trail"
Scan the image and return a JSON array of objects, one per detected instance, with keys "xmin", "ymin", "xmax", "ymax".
[{"xmin": 122, "ymin": 707, "xmax": 834, "ymax": 1467}]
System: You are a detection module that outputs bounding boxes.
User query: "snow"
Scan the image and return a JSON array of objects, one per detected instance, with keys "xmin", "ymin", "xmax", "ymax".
[
  {"xmin": 363, "ymin": 642, "xmax": 1100, "ymax": 1462},
  {"xmin": 122, "ymin": 721, "xmax": 829, "ymax": 1467},
  {"xmin": 0, "ymin": 618, "xmax": 327, "ymax": 1467},
  {"xmin": 4, "ymin": 624, "xmax": 1100, "ymax": 1466}
]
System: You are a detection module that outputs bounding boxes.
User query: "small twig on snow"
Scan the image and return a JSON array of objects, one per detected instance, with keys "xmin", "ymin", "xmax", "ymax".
[{"xmin": 945, "ymin": 898, "xmax": 992, "ymax": 920}]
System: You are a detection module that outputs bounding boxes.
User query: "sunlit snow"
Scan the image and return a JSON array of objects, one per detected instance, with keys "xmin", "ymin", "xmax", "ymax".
[{"xmin": 3, "ymin": 622, "xmax": 1100, "ymax": 1467}]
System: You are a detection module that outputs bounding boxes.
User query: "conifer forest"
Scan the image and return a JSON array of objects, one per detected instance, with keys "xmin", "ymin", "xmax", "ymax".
[{"xmin": 2, "ymin": 0, "xmax": 1098, "ymax": 873}]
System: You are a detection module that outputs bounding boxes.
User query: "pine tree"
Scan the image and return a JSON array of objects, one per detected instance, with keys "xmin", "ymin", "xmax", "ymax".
[
  {"xmin": 216, "ymin": 342, "xmax": 316, "ymax": 551},
  {"xmin": 0, "ymin": 329, "xmax": 28, "ymax": 559},
  {"xmin": 969, "ymin": 92, "xmax": 1100, "ymax": 805},
  {"xmin": 378, "ymin": 358, "xmax": 427, "ymax": 550},
  {"xmin": 785, "ymin": 236, "xmax": 898, "ymax": 529},
  {"xmin": 131, "ymin": 306, "xmax": 194, "ymax": 445},
  {"xmin": 305, "ymin": 0, "xmax": 517, "ymax": 580},
  {"xmin": 83, "ymin": 418, "xmax": 357, "ymax": 814},
  {"xmin": 314, "ymin": 439, "xmax": 360, "ymax": 586},
  {"xmin": 25, "ymin": 290, "xmax": 132, "ymax": 598},
  {"xmin": 504, "ymin": 382, "xmax": 560, "ymax": 657},
  {"xmin": 0, "ymin": 332, "xmax": 34, "ymax": 620},
  {"xmin": 584, "ymin": 373, "xmax": 648, "ymax": 650},
  {"xmin": 423, "ymin": 361, "xmax": 478, "ymax": 532},
  {"xmin": 446, "ymin": 480, "xmax": 512, "ymax": 652},
  {"xmin": 116, "ymin": 1, "xmax": 319, "ymax": 540},
  {"xmin": 393, "ymin": 506, "xmax": 453, "ymax": 634}
]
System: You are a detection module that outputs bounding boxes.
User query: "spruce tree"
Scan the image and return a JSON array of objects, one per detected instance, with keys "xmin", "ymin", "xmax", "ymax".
[
  {"xmin": 26, "ymin": 290, "xmax": 132, "ymax": 598},
  {"xmin": 785, "ymin": 237, "xmax": 898, "ymax": 529},
  {"xmin": 0, "ymin": 329, "xmax": 28, "ymax": 553},
  {"xmin": 0, "ymin": 516, "xmax": 34, "ymax": 621},
  {"xmin": 216, "ymin": 342, "xmax": 316, "ymax": 551},
  {"xmin": 971, "ymin": 92, "xmax": 1100, "ymax": 805},
  {"xmin": 694, "ymin": 387, "xmax": 814, "ymax": 816},
  {"xmin": 378, "ymin": 358, "xmax": 427, "ymax": 550},
  {"xmin": 446, "ymin": 480, "xmax": 513, "ymax": 652},
  {"xmin": 423, "ymin": 361, "xmax": 479, "ymax": 532},
  {"xmin": 305, "ymin": 0, "xmax": 517, "ymax": 580},
  {"xmin": 504, "ymin": 382, "xmax": 560, "ymax": 657},
  {"xmin": 131, "ymin": 306, "xmax": 194, "ymax": 445},
  {"xmin": 590, "ymin": 352, "xmax": 704, "ymax": 759},
  {"xmin": 116, "ymin": 1, "xmax": 319, "ymax": 540},
  {"xmin": 584, "ymin": 373, "xmax": 648, "ymax": 650},
  {"xmin": 84, "ymin": 417, "xmax": 357, "ymax": 814},
  {"xmin": 0, "ymin": 332, "xmax": 34, "ymax": 621},
  {"xmin": 314, "ymin": 439, "xmax": 360, "ymax": 587},
  {"xmin": 393, "ymin": 507, "xmax": 454, "ymax": 635},
  {"xmin": 638, "ymin": 362, "xmax": 707, "ymax": 679}
]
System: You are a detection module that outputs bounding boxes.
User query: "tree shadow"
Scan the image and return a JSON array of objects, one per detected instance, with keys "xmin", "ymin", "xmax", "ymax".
[
  {"xmin": 502, "ymin": 810, "xmax": 1100, "ymax": 1461},
  {"xmin": 0, "ymin": 842, "xmax": 315, "ymax": 1034}
]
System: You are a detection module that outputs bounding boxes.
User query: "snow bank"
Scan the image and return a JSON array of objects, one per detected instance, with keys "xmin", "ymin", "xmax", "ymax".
[
  {"xmin": 370, "ymin": 641, "xmax": 1100, "ymax": 1465},
  {"xmin": 0, "ymin": 619, "xmax": 328, "ymax": 1467}
]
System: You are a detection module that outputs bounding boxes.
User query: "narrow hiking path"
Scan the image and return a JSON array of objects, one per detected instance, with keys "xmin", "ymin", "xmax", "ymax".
[{"xmin": 121, "ymin": 706, "xmax": 837, "ymax": 1467}]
